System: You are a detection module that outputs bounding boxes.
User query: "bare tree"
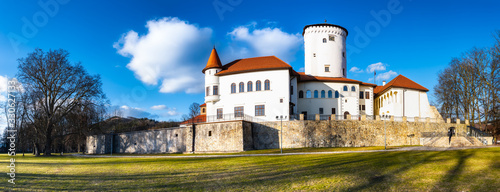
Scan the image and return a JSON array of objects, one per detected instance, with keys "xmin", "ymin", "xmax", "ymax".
[
  {"xmin": 17, "ymin": 48, "xmax": 105, "ymax": 156},
  {"xmin": 188, "ymin": 102, "xmax": 200, "ymax": 119},
  {"xmin": 435, "ymin": 31, "xmax": 500, "ymax": 138}
]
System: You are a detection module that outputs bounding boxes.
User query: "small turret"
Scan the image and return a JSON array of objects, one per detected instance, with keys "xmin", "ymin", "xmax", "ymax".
[{"xmin": 204, "ymin": 47, "xmax": 222, "ymax": 103}]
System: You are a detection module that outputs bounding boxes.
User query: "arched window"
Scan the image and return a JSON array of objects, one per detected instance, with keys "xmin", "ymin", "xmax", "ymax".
[
  {"xmin": 328, "ymin": 90, "xmax": 332, "ymax": 98},
  {"xmin": 256, "ymin": 80, "xmax": 261, "ymax": 91},
  {"xmin": 343, "ymin": 86, "xmax": 348, "ymax": 91},
  {"xmin": 247, "ymin": 81, "xmax": 253, "ymax": 92},
  {"xmin": 351, "ymin": 86, "xmax": 356, "ymax": 92},
  {"xmin": 335, "ymin": 91, "xmax": 339, "ymax": 98},
  {"xmin": 323, "ymin": 38, "xmax": 327, "ymax": 43},
  {"xmin": 264, "ymin": 80, "xmax": 270, "ymax": 90},
  {"xmin": 321, "ymin": 90, "xmax": 325, "ymax": 98},
  {"xmin": 231, "ymin": 83, "xmax": 236, "ymax": 93},
  {"xmin": 306, "ymin": 90, "xmax": 312, "ymax": 98},
  {"xmin": 299, "ymin": 91, "xmax": 304, "ymax": 98},
  {"xmin": 239, "ymin": 82, "xmax": 244, "ymax": 93},
  {"xmin": 314, "ymin": 90, "xmax": 318, "ymax": 98}
]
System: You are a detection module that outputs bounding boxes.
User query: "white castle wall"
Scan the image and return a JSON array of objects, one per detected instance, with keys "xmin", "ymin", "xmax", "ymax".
[
  {"xmin": 207, "ymin": 69, "xmax": 291, "ymax": 121},
  {"xmin": 376, "ymin": 87, "xmax": 433, "ymax": 119},
  {"xmin": 297, "ymin": 81, "xmax": 374, "ymax": 117}
]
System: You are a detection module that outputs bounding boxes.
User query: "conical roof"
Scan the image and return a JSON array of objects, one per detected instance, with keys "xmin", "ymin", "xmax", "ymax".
[{"xmin": 202, "ymin": 47, "xmax": 222, "ymax": 73}]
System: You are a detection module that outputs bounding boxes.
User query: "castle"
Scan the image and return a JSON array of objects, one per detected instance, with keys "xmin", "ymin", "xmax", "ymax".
[{"xmin": 200, "ymin": 23, "xmax": 439, "ymax": 122}]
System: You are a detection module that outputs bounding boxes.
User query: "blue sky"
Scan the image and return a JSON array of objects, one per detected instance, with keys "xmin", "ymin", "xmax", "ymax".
[{"xmin": 1, "ymin": 0, "xmax": 499, "ymax": 124}]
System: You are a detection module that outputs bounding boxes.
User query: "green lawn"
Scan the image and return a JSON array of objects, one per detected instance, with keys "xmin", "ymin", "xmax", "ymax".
[{"xmin": 1, "ymin": 147, "xmax": 499, "ymax": 191}]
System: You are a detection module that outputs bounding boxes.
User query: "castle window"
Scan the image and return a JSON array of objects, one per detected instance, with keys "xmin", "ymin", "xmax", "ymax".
[
  {"xmin": 325, "ymin": 66, "xmax": 330, "ymax": 72},
  {"xmin": 314, "ymin": 90, "xmax": 318, "ymax": 98},
  {"xmin": 332, "ymin": 108, "xmax": 336, "ymax": 114},
  {"xmin": 234, "ymin": 106, "xmax": 244, "ymax": 118},
  {"xmin": 280, "ymin": 98, "xmax": 283, "ymax": 103},
  {"xmin": 328, "ymin": 90, "xmax": 332, "ymax": 98},
  {"xmin": 202, "ymin": 108, "xmax": 205, "ymax": 113},
  {"xmin": 256, "ymin": 80, "xmax": 262, "ymax": 91},
  {"xmin": 313, "ymin": 53, "xmax": 316, "ymax": 57},
  {"xmin": 264, "ymin": 80, "xmax": 270, "ymax": 90},
  {"xmin": 206, "ymin": 87, "xmax": 210, "ymax": 96},
  {"xmin": 359, "ymin": 91, "xmax": 364, "ymax": 99},
  {"xmin": 247, "ymin": 81, "xmax": 253, "ymax": 92},
  {"xmin": 365, "ymin": 92, "xmax": 370, "ymax": 99},
  {"xmin": 351, "ymin": 86, "xmax": 356, "ymax": 92},
  {"xmin": 255, "ymin": 105, "xmax": 265, "ymax": 116},
  {"xmin": 343, "ymin": 52, "xmax": 345, "ymax": 58},
  {"xmin": 335, "ymin": 91, "xmax": 339, "ymax": 98},
  {"xmin": 323, "ymin": 38, "xmax": 327, "ymax": 43},
  {"xmin": 299, "ymin": 90, "xmax": 304, "ymax": 98},
  {"xmin": 329, "ymin": 35, "xmax": 335, "ymax": 41},
  {"xmin": 319, "ymin": 108, "xmax": 324, "ymax": 114},
  {"xmin": 343, "ymin": 86, "xmax": 348, "ymax": 92},
  {"xmin": 213, "ymin": 85, "xmax": 218, "ymax": 95},
  {"xmin": 217, "ymin": 108, "xmax": 223, "ymax": 119},
  {"xmin": 306, "ymin": 90, "xmax": 312, "ymax": 98},
  {"xmin": 321, "ymin": 90, "xmax": 325, "ymax": 98},
  {"xmin": 239, "ymin": 82, "xmax": 244, "ymax": 93},
  {"xmin": 209, "ymin": 131, "xmax": 212, "ymax": 137},
  {"xmin": 231, "ymin": 83, "xmax": 236, "ymax": 93},
  {"xmin": 343, "ymin": 68, "xmax": 346, "ymax": 76},
  {"xmin": 362, "ymin": 105, "xmax": 366, "ymax": 111}
]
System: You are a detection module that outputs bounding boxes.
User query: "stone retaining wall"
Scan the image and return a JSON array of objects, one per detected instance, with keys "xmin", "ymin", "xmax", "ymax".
[{"xmin": 86, "ymin": 119, "xmax": 467, "ymax": 154}]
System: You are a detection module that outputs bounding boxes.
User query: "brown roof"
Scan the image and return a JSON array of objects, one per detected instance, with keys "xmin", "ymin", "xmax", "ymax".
[
  {"xmin": 374, "ymin": 75, "xmax": 429, "ymax": 95},
  {"xmin": 180, "ymin": 114, "xmax": 206, "ymax": 125},
  {"xmin": 199, "ymin": 103, "xmax": 206, "ymax": 107},
  {"xmin": 202, "ymin": 48, "xmax": 223, "ymax": 73},
  {"xmin": 298, "ymin": 72, "xmax": 376, "ymax": 87},
  {"xmin": 216, "ymin": 56, "xmax": 294, "ymax": 76}
]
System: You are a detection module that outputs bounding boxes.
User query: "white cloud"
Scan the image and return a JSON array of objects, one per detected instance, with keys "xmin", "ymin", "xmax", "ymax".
[
  {"xmin": 114, "ymin": 17, "xmax": 212, "ymax": 93},
  {"xmin": 150, "ymin": 105, "xmax": 167, "ymax": 110},
  {"xmin": 366, "ymin": 62, "xmax": 387, "ymax": 73},
  {"xmin": 227, "ymin": 24, "xmax": 302, "ymax": 62},
  {"xmin": 0, "ymin": 76, "xmax": 8, "ymax": 102},
  {"xmin": 116, "ymin": 105, "xmax": 159, "ymax": 119},
  {"xmin": 349, "ymin": 67, "xmax": 364, "ymax": 73},
  {"xmin": 164, "ymin": 108, "xmax": 180, "ymax": 117},
  {"xmin": 298, "ymin": 67, "xmax": 305, "ymax": 72},
  {"xmin": 376, "ymin": 70, "xmax": 398, "ymax": 81}
]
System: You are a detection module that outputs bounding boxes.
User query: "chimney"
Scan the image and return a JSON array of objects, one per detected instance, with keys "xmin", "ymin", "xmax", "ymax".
[{"xmin": 382, "ymin": 81, "xmax": 386, "ymax": 86}]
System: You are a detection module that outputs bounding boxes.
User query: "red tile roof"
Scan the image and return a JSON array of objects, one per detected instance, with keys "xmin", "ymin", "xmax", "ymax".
[
  {"xmin": 202, "ymin": 48, "xmax": 223, "ymax": 73},
  {"xmin": 374, "ymin": 75, "xmax": 429, "ymax": 95},
  {"xmin": 298, "ymin": 72, "xmax": 376, "ymax": 87},
  {"xmin": 180, "ymin": 114, "xmax": 206, "ymax": 125},
  {"xmin": 216, "ymin": 56, "xmax": 294, "ymax": 76},
  {"xmin": 199, "ymin": 103, "xmax": 206, "ymax": 107}
]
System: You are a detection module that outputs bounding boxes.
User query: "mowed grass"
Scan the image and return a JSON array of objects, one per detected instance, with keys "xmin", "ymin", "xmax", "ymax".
[{"xmin": 1, "ymin": 147, "xmax": 499, "ymax": 191}]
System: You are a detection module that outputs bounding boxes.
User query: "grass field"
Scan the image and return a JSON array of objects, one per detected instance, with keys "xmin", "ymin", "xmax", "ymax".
[{"xmin": 1, "ymin": 147, "xmax": 499, "ymax": 191}]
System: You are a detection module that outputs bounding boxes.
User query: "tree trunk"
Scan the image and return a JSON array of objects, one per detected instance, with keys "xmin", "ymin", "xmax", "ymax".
[
  {"xmin": 44, "ymin": 124, "xmax": 53, "ymax": 156},
  {"xmin": 34, "ymin": 143, "xmax": 40, "ymax": 156}
]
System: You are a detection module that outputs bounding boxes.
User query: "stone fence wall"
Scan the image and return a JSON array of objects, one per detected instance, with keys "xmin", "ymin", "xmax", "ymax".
[
  {"xmin": 86, "ymin": 119, "xmax": 466, "ymax": 154},
  {"xmin": 252, "ymin": 120, "xmax": 466, "ymax": 149}
]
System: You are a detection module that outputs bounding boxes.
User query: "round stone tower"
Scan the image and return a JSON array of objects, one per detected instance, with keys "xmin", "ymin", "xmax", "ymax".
[{"xmin": 303, "ymin": 23, "xmax": 348, "ymax": 78}]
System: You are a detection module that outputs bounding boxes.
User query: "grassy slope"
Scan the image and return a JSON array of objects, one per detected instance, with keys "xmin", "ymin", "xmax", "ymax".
[{"xmin": 1, "ymin": 147, "xmax": 498, "ymax": 191}]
